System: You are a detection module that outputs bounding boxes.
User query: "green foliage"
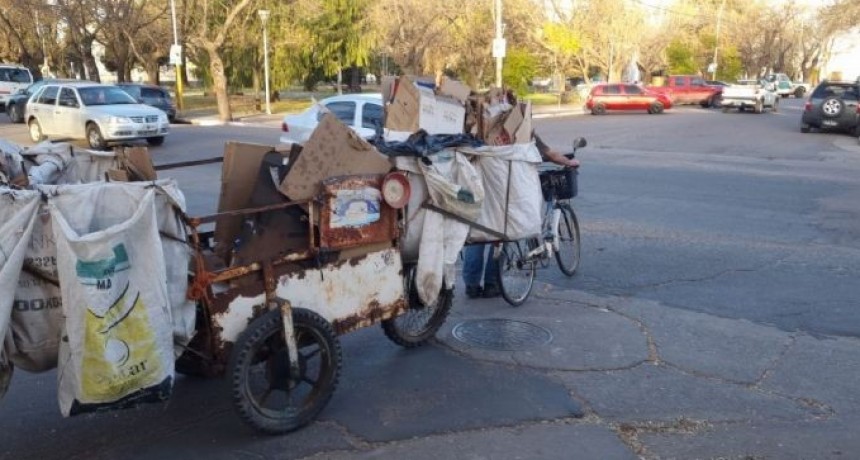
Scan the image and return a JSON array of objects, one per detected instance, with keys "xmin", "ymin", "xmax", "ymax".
[
  {"xmin": 299, "ymin": 0, "xmax": 375, "ymax": 88},
  {"xmin": 717, "ymin": 45, "xmax": 743, "ymax": 81},
  {"xmin": 503, "ymin": 48, "xmax": 540, "ymax": 96},
  {"xmin": 542, "ymin": 22, "xmax": 580, "ymax": 56},
  {"xmin": 666, "ymin": 39, "xmax": 699, "ymax": 75}
]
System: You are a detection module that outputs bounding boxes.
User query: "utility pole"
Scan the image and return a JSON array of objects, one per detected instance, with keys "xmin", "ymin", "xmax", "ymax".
[
  {"xmin": 493, "ymin": 0, "xmax": 505, "ymax": 88},
  {"xmin": 711, "ymin": 0, "xmax": 727, "ymax": 81},
  {"xmin": 169, "ymin": 0, "xmax": 184, "ymax": 111}
]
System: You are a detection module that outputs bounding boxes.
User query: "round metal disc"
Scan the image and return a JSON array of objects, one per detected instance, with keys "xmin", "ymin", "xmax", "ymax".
[{"xmin": 452, "ymin": 319, "xmax": 553, "ymax": 351}]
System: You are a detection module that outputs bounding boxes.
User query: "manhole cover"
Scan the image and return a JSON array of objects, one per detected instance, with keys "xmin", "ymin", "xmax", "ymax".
[{"xmin": 452, "ymin": 319, "xmax": 553, "ymax": 351}]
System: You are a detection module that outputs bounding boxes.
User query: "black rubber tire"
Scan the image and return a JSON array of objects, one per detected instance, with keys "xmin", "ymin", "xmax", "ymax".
[
  {"xmin": 146, "ymin": 136, "xmax": 165, "ymax": 146},
  {"xmin": 591, "ymin": 103, "xmax": 606, "ymax": 115},
  {"xmin": 382, "ymin": 264, "xmax": 453, "ymax": 348},
  {"xmin": 649, "ymin": 102, "xmax": 664, "ymax": 114},
  {"xmin": 754, "ymin": 100, "xmax": 763, "ymax": 114},
  {"xmin": 496, "ymin": 240, "xmax": 536, "ymax": 307},
  {"xmin": 28, "ymin": 118, "xmax": 44, "ymax": 142},
  {"xmin": 771, "ymin": 97, "xmax": 779, "ymax": 113},
  {"xmin": 231, "ymin": 308, "xmax": 341, "ymax": 435},
  {"xmin": 794, "ymin": 87, "xmax": 806, "ymax": 98},
  {"xmin": 8, "ymin": 104, "xmax": 21, "ymax": 123},
  {"xmin": 86, "ymin": 123, "xmax": 107, "ymax": 150},
  {"xmin": 554, "ymin": 203, "xmax": 581, "ymax": 277}
]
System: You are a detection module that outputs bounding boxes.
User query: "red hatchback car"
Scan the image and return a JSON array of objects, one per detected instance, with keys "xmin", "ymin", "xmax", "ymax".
[{"xmin": 586, "ymin": 83, "xmax": 673, "ymax": 115}]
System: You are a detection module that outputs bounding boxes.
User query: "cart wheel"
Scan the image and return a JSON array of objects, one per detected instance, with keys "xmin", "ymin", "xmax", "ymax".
[
  {"xmin": 497, "ymin": 240, "xmax": 536, "ymax": 307},
  {"xmin": 382, "ymin": 264, "xmax": 453, "ymax": 348},
  {"xmin": 230, "ymin": 308, "xmax": 341, "ymax": 435}
]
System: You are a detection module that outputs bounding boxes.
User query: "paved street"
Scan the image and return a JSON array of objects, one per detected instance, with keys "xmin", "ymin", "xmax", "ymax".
[{"xmin": 2, "ymin": 99, "xmax": 860, "ymax": 459}]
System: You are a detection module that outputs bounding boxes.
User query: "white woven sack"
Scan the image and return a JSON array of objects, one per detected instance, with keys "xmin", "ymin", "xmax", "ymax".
[{"xmin": 51, "ymin": 185, "xmax": 174, "ymax": 416}]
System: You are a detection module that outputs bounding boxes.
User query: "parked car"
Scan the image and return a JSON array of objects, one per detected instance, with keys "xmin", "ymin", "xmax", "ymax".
[
  {"xmin": 0, "ymin": 64, "xmax": 33, "ymax": 107},
  {"xmin": 720, "ymin": 79, "xmax": 779, "ymax": 113},
  {"xmin": 585, "ymin": 83, "xmax": 673, "ymax": 115},
  {"xmin": 25, "ymin": 82, "xmax": 170, "ymax": 149},
  {"xmin": 280, "ymin": 93, "xmax": 383, "ymax": 144},
  {"xmin": 4, "ymin": 79, "xmax": 81, "ymax": 123},
  {"xmin": 764, "ymin": 73, "xmax": 811, "ymax": 98},
  {"xmin": 646, "ymin": 75, "xmax": 722, "ymax": 107},
  {"xmin": 800, "ymin": 80, "xmax": 860, "ymax": 135},
  {"xmin": 117, "ymin": 83, "xmax": 177, "ymax": 122}
]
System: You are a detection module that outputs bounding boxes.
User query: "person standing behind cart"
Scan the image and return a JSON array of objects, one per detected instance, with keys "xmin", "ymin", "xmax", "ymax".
[{"xmin": 463, "ymin": 133, "xmax": 580, "ymax": 298}]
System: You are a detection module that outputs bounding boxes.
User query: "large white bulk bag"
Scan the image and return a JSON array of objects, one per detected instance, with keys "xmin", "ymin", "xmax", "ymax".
[{"xmin": 50, "ymin": 185, "xmax": 174, "ymax": 416}]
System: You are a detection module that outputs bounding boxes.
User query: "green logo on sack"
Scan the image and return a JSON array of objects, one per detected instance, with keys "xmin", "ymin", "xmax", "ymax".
[{"xmin": 76, "ymin": 245, "xmax": 130, "ymax": 290}]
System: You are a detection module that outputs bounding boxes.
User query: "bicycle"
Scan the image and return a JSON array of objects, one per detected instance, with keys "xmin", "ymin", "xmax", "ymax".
[{"xmin": 495, "ymin": 137, "xmax": 585, "ymax": 306}]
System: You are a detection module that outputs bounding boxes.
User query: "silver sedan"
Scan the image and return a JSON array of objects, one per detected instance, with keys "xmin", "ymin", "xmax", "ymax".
[{"xmin": 25, "ymin": 82, "xmax": 170, "ymax": 149}]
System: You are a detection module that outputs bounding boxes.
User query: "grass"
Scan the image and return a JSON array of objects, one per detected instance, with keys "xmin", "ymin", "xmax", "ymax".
[{"xmin": 174, "ymin": 85, "xmax": 576, "ymax": 116}]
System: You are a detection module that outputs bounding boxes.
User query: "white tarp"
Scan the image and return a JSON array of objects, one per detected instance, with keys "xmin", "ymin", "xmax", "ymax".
[{"xmin": 51, "ymin": 185, "xmax": 175, "ymax": 416}]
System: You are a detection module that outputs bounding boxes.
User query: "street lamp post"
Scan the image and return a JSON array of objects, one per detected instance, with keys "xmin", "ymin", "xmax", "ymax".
[{"xmin": 258, "ymin": 10, "xmax": 271, "ymax": 115}]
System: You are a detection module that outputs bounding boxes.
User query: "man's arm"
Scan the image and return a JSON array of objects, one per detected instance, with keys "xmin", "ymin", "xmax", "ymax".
[{"xmin": 535, "ymin": 134, "xmax": 580, "ymax": 168}]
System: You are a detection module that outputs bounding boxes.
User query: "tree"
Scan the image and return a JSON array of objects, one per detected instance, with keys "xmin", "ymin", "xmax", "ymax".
[{"xmin": 186, "ymin": 0, "xmax": 257, "ymax": 121}]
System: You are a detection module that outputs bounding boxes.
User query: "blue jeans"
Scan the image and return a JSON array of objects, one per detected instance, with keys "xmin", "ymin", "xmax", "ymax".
[{"xmin": 462, "ymin": 244, "xmax": 499, "ymax": 288}]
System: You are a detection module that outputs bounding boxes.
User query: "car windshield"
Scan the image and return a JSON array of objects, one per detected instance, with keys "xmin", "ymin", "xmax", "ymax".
[
  {"xmin": 140, "ymin": 87, "xmax": 170, "ymax": 100},
  {"xmin": 78, "ymin": 86, "xmax": 137, "ymax": 106}
]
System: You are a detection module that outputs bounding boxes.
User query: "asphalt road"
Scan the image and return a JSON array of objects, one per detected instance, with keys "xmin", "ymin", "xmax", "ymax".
[
  {"xmin": 1, "ymin": 99, "xmax": 860, "ymax": 459},
  {"xmin": 537, "ymin": 99, "xmax": 860, "ymax": 338}
]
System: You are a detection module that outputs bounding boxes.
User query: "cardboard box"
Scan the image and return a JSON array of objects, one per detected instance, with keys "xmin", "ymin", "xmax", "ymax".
[
  {"xmin": 385, "ymin": 75, "xmax": 466, "ymax": 135},
  {"xmin": 439, "ymin": 78, "xmax": 472, "ymax": 105},
  {"xmin": 280, "ymin": 113, "xmax": 392, "ymax": 202}
]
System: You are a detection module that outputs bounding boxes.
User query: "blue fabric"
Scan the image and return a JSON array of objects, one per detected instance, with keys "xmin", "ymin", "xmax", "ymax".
[{"xmin": 462, "ymin": 244, "xmax": 499, "ymax": 287}]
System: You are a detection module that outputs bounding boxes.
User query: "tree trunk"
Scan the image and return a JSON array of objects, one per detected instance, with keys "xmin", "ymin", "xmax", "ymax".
[
  {"xmin": 146, "ymin": 61, "xmax": 160, "ymax": 84},
  {"xmin": 207, "ymin": 46, "xmax": 232, "ymax": 121},
  {"xmin": 81, "ymin": 38, "xmax": 101, "ymax": 83}
]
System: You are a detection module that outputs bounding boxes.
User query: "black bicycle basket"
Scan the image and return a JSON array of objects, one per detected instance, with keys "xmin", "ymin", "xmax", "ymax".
[{"xmin": 539, "ymin": 168, "xmax": 578, "ymax": 201}]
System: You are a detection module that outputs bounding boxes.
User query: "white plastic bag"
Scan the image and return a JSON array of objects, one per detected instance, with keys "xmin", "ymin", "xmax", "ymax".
[{"xmin": 51, "ymin": 185, "xmax": 174, "ymax": 416}]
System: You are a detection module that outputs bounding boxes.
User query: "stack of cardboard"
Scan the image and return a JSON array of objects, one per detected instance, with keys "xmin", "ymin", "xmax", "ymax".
[
  {"xmin": 472, "ymin": 88, "xmax": 533, "ymax": 146},
  {"xmin": 383, "ymin": 75, "xmax": 470, "ymax": 136}
]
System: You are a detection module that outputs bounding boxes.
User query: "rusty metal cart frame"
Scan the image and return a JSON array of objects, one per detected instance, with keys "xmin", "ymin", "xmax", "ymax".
[{"xmin": 157, "ymin": 158, "xmax": 453, "ymax": 435}]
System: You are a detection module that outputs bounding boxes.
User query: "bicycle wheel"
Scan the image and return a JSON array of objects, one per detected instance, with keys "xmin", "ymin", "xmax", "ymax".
[
  {"xmin": 496, "ymin": 240, "xmax": 536, "ymax": 306},
  {"xmin": 555, "ymin": 203, "xmax": 581, "ymax": 276}
]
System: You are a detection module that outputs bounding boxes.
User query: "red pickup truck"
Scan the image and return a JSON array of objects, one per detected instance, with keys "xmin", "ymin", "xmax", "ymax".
[{"xmin": 646, "ymin": 75, "xmax": 722, "ymax": 107}]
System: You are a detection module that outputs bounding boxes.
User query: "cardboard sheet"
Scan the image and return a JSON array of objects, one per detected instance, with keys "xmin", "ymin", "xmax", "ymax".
[
  {"xmin": 214, "ymin": 142, "xmax": 278, "ymax": 258},
  {"xmin": 385, "ymin": 76, "xmax": 421, "ymax": 132},
  {"xmin": 280, "ymin": 113, "xmax": 392, "ymax": 202}
]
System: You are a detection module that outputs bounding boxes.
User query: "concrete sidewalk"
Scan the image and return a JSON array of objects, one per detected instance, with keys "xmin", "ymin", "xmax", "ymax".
[{"xmin": 313, "ymin": 281, "xmax": 860, "ymax": 459}]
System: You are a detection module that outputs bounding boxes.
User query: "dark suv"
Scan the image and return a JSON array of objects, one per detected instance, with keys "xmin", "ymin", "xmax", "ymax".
[
  {"xmin": 117, "ymin": 83, "xmax": 176, "ymax": 122},
  {"xmin": 800, "ymin": 81, "xmax": 860, "ymax": 135}
]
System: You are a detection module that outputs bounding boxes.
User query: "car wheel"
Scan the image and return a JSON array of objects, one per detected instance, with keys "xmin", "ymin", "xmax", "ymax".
[
  {"xmin": 649, "ymin": 102, "xmax": 664, "ymax": 114},
  {"xmin": 754, "ymin": 99, "xmax": 763, "ymax": 114},
  {"xmin": 721, "ymin": 105, "xmax": 730, "ymax": 113},
  {"xmin": 591, "ymin": 103, "xmax": 606, "ymax": 115},
  {"xmin": 800, "ymin": 123, "xmax": 811, "ymax": 133},
  {"xmin": 8, "ymin": 104, "xmax": 21, "ymax": 123},
  {"xmin": 771, "ymin": 97, "xmax": 779, "ymax": 113},
  {"xmin": 794, "ymin": 87, "xmax": 806, "ymax": 98},
  {"xmin": 146, "ymin": 136, "xmax": 165, "ymax": 146},
  {"xmin": 86, "ymin": 123, "xmax": 107, "ymax": 150},
  {"xmin": 821, "ymin": 98, "xmax": 843, "ymax": 118},
  {"xmin": 28, "ymin": 119, "xmax": 44, "ymax": 142}
]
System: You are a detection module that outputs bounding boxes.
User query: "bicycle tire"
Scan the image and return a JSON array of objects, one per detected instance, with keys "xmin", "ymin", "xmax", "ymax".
[
  {"xmin": 496, "ymin": 240, "xmax": 536, "ymax": 306},
  {"xmin": 555, "ymin": 203, "xmax": 581, "ymax": 276}
]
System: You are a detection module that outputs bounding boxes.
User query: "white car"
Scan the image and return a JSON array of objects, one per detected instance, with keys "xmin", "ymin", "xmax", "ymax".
[
  {"xmin": 280, "ymin": 93, "xmax": 383, "ymax": 144},
  {"xmin": 25, "ymin": 82, "xmax": 169, "ymax": 149},
  {"xmin": 0, "ymin": 64, "xmax": 33, "ymax": 106}
]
